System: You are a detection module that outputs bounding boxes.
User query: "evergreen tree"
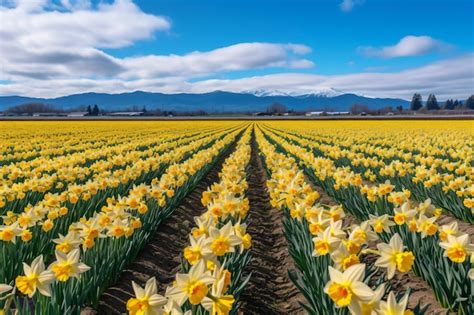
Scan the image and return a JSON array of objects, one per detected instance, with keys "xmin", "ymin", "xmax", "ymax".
[
  {"xmin": 453, "ymin": 100, "xmax": 460, "ymax": 109},
  {"xmin": 443, "ymin": 99, "xmax": 454, "ymax": 110},
  {"xmin": 410, "ymin": 93, "xmax": 423, "ymax": 111},
  {"xmin": 426, "ymin": 94, "xmax": 439, "ymax": 110},
  {"xmin": 92, "ymin": 105, "xmax": 99, "ymax": 116},
  {"xmin": 465, "ymin": 95, "xmax": 474, "ymax": 110},
  {"xmin": 86, "ymin": 105, "xmax": 92, "ymax": 114}
]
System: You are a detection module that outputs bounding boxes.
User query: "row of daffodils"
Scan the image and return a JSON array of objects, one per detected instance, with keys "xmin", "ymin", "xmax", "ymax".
[
  {"xmin": 265, "ymin": 122, "xmax": 473, "ymax": 223},
  {"xmin": 126, "ymin": 128, "xmax": 252, "ymax": 315},
  {"xmin": 0, "ymin": 125, "xmax": 241, "ymax": 285},
  {"xmin": 0, "ymin": 122, "xmax": 245, "ymax": 314},
  {"xmin": 259, "ymin": 124, "xmax": 473, "ymax": 314}
]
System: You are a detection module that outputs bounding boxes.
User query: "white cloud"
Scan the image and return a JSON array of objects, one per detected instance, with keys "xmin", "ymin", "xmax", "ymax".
[
  {"xmin": 285, "ymin": 44, "xmax": 312, "ymax": 55},
  {"xmin": 340, "ymin": 0, "xmax": 363, "ymax": 12},
  {"xmin": 0, "ymin": 1, "xmax": 313, "ymax": 84},
  {"xmin": 358, "ymin": 35, "xmax": 452, "ymax": 58},
  {"xmin": 1, "ymin": 54, "xmax": 472, "ymax": 100},
  {"xmin": 119, "ymin": 43, "xmax": 314, "ymax": 79},
  {"xmin": 185, "ymin": 54, "xmax": 473, "ymax": 100}
]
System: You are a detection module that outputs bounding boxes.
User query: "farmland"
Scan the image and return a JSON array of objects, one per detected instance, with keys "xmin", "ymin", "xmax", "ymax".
[{"xmin": 0, "ymin": 120, "xmax": 472, "ymax": 315}]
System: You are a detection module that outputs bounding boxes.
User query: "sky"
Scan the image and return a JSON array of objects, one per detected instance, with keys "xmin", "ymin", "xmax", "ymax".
[{"xmin": 0, "ymin": 0, "xmax": 473, "ymax": 100}]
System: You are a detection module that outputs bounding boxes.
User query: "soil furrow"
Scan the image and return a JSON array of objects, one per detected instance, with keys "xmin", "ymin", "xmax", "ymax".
[
  {"xmin": 90, "ymin": 140, "xmax": 238, "ymax": 315},
  {"xmin": 238, "ymin": 135, "xmax": 304, "ymax": 314}
]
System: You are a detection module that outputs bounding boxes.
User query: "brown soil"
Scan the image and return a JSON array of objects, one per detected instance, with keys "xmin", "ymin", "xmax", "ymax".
[
  {"xmin": 238, "ymin": 136, "xmax": 304, "ymax": 314},
  {"xmin": 91, "ymin": 141, "xmax": 237, "ymax": 315}
]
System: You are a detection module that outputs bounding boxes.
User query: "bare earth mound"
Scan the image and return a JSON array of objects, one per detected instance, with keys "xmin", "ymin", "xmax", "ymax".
[{"xmin": 238, "ymin": 136, "xmax": 304, "ymax": 314}]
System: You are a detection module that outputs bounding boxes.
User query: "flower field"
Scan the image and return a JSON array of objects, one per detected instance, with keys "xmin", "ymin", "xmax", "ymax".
[{"xmin": 0, "ymin": 120, "xmax": 472, "ymax": 315}]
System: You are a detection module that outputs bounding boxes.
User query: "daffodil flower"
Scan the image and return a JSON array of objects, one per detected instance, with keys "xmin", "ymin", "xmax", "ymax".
[
  {"xmin": 438, "ymin": 221, "xmax": 459, "ymax": 242},
  {"xmin": 368, "ymin": 214, "xmax": 395, "ymax": 234},
  {"xmin": 53, "ymin": 232, "xmax": 82, "ymax": 253},
  {"xmin": 166, "ymin": 260, "xmax": 214, "ymax": 306},
  {"xmin": 439, "ymin": 233, "xmax": 474, "ymax": 263},
  {"xmin": 184, "ymin": 235, "xmax": 208, "ymax": 265},
  {"xmin": 0, "ymin": 222, "xmax": 22, "ymax": 243},
  {"xmin": 204, "ymin": 222, "xmax": 242, "ymax": 257},
  {"xmin": 15, "ymin": 255, "xmax": 55, "ymax": 297},
  {"xmin": 126, "ymin": 277, "xmax": 168, "ymax": 315},
  {"xmin": 375, "ymin": 233, "xmax": 415, "ymax": 279},
  {"xmin": 312, "ymin": 227, "xmax": 341, "ymax": 256},
  {"xmin": 324, "ymin": 264, "xmax": 374, "ymax": 314},
  {"xmin": 393, "ymin": 203, "xmax": 417, "ymax": 226},
  {"xmin": 49, "ymin": 249, "xmax": 91, "ymax": 282},
  {"xmin": 331, "ymin": 244, "xmax": 360, "ymax": 271}
]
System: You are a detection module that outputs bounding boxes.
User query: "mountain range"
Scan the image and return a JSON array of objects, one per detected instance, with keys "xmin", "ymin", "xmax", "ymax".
[{"xmin": 0, "ymin": 90, "xmax": 410, "ymax": 112}]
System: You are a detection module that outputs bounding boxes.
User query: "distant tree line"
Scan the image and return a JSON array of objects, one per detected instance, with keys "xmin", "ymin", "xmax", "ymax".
[
  {"xmin": 410, "ymin": 93, "xmax": 474, "ymax": 111},
  {"xmin": 5, "ymin": 103, "xmax": 60, "ymax": 114}
]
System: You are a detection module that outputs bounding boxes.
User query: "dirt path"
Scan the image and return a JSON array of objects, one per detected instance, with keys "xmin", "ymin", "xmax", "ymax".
[
  {"xmin": 92, "ymin": 141, "xmax": 237, "ymax": 315},
  {"xmin": 238, "ymin": 136, "xmax": 304, "ymax": 314}
]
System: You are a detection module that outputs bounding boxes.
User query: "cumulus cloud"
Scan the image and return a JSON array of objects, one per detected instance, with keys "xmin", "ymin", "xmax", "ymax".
[
  {"xmin": 358, "ymin": 35, "xmax": 452, "ymax": 58},
  {"xmin": 0, "ymin": 1, "xmax": 313, "ymax": 84},
  {"xmin": 1, "ymin": 0, "xmax": 170, "ymax": 49},
  {"xmin": 340, "ymin": 0, "xmax": 363, "ymax": 12},
  {"xmin": 119, "ymin": 43, "xmax": 314, "ymax": 79},
  {"xmin": 0, "ymin": 0, "xmax": 169, "ymax": 81}
]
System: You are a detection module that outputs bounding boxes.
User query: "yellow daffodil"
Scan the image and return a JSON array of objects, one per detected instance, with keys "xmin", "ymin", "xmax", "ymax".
[
  {"xmin": 126, "ymin": 277, "xmax": 168, "ymax": 315},
  {"xmin": 166, "ymin": 260, "xmax": 214, "ymax": 306},
  {"xmin": 184, "ymin": 235, "xmax": 208, "ymax": 266},
  {"xmin": 49, "ymin": 249, "xmax": 90, "ymax": 282},
  {"xmin": 0, "ymin": 222, "xmax": 22, "ymax": 243},
  {"xmin": 205, "ymin": 222, "xmax": 242, "ymax": 257},
  {"xmin": 324, "ymin": 264, "xmax": 374, "ymax": 313},
  {"xmin": 53, "ymin": 232, "xmax": 81, "ymax": 253},
  {"xmin": 375, "ymin": 233, "xmax": 415, "ymax": 279},
  {"xmin": 15, "ymin": 255, "xmax": 55, "ymax": 297},
  {"xmin": 393, "ymin": 203, "xmax": 417, "ymax": 226},
  {"xmin": 439, "ymin": 234, "xmax": 474, "ymax": 263},
  {"xmin": 368, "ymin": 214, "xmax": 395, "ymax": 234},
  {"xmin": 312, "ymin": 227, "xmax": 341, "ymax": 256},
  {"xmin": 438, "ymin": 221, "xmax": 459, "ymax": 242},
  {"xmin": 331, "ymin": 244, "xmax": 360, "ymax": 271}
]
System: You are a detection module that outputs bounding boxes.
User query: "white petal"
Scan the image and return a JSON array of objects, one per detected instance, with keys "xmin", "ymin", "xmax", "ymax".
[
  {"xmin": 145, "ymin": 277, "xmax": 158, "ymax": 297},
  {"xmin": 344, "ymin": 264, "xmax": 366, "ymax": 282}
]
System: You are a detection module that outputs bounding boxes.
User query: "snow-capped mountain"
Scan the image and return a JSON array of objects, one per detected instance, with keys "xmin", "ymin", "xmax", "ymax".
[
  {"xmin": 242, "ymin": 89, "xmax": 294, "ymax": 97},
  {"xmin": 243, "ymin": 87, "xmax": 345, "ymax": 98}
]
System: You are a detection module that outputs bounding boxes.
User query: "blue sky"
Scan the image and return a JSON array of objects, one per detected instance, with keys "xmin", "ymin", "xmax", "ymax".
[
  {"xmin": 0, "ymin": 0, "xmax": 473, "ymax": 99},
  {"xmin": 120, "ymin": 0, "xmax": 474, "ymax": 74}
]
